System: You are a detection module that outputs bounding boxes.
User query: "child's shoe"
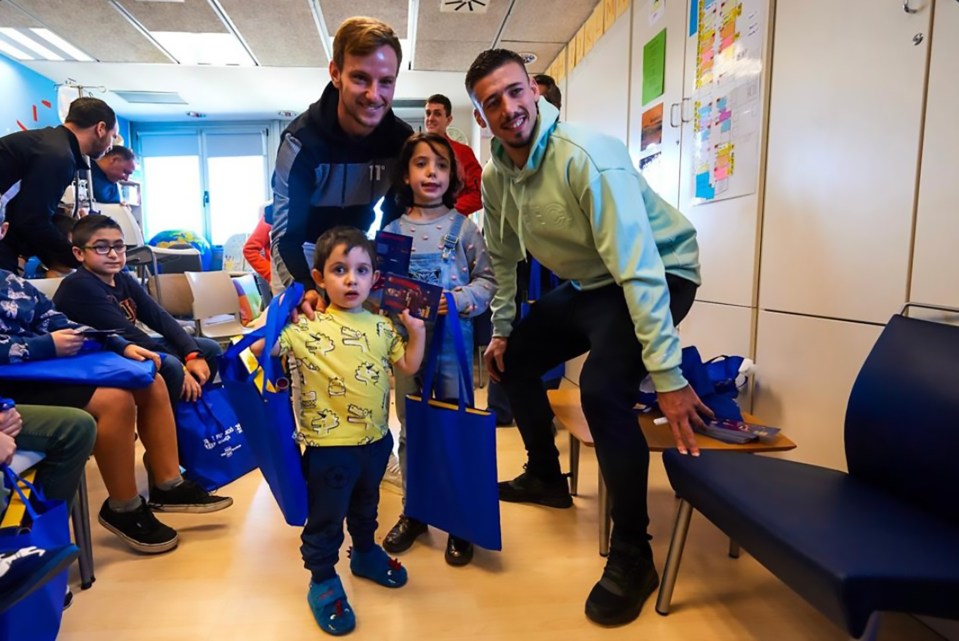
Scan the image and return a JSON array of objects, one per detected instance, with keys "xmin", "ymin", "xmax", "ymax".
[
  {"xmin": 307, "ymin": 576, "xmax": 355, "ymax": 636},
  {"xmin": 348, "ymin": 545, "xmax": 407, "ymax": 588}
]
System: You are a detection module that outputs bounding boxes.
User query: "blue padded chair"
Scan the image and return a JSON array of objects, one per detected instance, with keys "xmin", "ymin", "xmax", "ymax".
[{"xmin": 655, "ymin": 306, "xmax": 959, "ymax": 640}]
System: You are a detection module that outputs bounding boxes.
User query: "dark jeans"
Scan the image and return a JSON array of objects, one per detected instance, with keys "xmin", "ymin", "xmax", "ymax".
[
  {"xmin": 156, "ymin": 337, "xmax": 222, "ymax": 407},
  {"xmin": 500, "ymin": 276, "xmax": 697, "ymax": 544},
  {"xmin": 300, "ymin": 432, "xmax": 393, "ymax": 583},
  {"xmin": 15, "ymin": 405, "xmax": 97, "ymax": 506}
]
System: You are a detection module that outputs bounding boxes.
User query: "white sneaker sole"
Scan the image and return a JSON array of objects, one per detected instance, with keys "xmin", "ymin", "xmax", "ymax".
[{"xmin": 148, "ymin": 496, "xmax": 234, "ymax": 514}]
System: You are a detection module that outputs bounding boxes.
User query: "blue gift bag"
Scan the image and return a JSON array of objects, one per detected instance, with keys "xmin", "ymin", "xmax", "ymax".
[
  {"xmin": 220, "ymin": 284, "xmax": 308, "ymax": 526},
  {"xmin": 406, "ymin": 293, "xmax": 502, "ymax": 551},
  {"xmin": 638, "ymin": 347, "xmax": 745, "ymax": 421},
  {"xmin": 175, "ymin": 384, "xmax": 258, "ymax": 491},
  {"xmin": 521, "ymin": 258, "xmax": 564, "ymax": 383},
  {"xmin": 0, "ymin": 467, "xmax": 73, "ymax": 641},
  {"xmin": 0, "ymin": 350, "xmax": 156, "ymax": 388}
]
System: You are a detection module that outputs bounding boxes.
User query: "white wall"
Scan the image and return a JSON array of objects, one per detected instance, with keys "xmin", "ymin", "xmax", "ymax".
[{"xmin": 556, "ymin": 0, "xmax": 957, "ymax": 475}]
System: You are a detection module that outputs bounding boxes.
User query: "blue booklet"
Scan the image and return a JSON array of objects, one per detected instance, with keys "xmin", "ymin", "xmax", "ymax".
[{"xmin": 375, "ymin": 231, "xmax": 413, "ymax": 276}]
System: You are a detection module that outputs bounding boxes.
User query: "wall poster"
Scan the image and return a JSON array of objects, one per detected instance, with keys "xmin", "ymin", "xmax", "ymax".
[{"xmin": 692, "ymin": 0, "xmax": 764, "ymax": 204}]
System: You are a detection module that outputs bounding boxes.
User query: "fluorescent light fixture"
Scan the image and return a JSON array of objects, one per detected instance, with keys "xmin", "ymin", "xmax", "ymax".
[
  {"xmin": 0, "ymin": 27, "xmax": 62, "ymax": 60},
  {"xmin": 406, "ymin": 0, "xmax": 419, "ymax": 70},
  {"xmin": 0, "ymin": 39, "xmax": 32, "ymax": 60},
  {"xmin": 307, "ymin": 0, "xmax": 333, "ymax": 63},
  {"xmin": 151, "ymin": 31, "xmax": 255, "ymax": 66},
  {"xmin": 30, "ymin": 29, "xmax": 94, "ymax": 62},
  {"xmin": 0, "ymin": 27, "xmax": 63, "ymax": 60}
]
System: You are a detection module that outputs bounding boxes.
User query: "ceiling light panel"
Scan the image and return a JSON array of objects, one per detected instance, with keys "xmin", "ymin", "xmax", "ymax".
[
  {"xmin": 150, "ymin": 31, "xmax": 254, "ymax": 66},
  {"xmin": 0, "ymin": 27, "xmax": 62, "ymax": 60},
  {"xmin": 30, "ymin": 28, "xmax": 94, "ymax": 61},
  {"xmin": 0, "ymin": 38, "xmax": 32, "ymax": 60}
]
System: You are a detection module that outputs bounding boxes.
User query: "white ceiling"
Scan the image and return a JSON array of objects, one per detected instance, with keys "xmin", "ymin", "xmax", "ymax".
[{"xmin": 1, "ymin": 0, "xmax": 599, "ymax": 122}]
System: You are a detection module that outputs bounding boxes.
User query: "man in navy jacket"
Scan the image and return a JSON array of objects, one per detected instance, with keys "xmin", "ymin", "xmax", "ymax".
[{"xmin": 269, "ymin": 17, "xmax": 412, "ymax": 312}]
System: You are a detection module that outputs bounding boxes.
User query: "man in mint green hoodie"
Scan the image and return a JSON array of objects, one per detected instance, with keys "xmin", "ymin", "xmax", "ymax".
[{"xmin": 467, "ymin": 49, "xmax": 713, "ymax": 627}]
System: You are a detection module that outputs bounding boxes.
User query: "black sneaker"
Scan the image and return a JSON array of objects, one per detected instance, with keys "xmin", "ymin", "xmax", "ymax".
[
  {"xmin": 383, "ymin": 515, "xmax": 428, "ymax": 554},
  {"xmin": 148, "ymin": 479, "xmax": 234, "ymax": 514},
  {"xmin": 585, "ymin": 540, "xmax": 660, "ymax": 626},
  {"xmin": 498, "ymin": 470, "xmax": 573, "ymax": 508},
  {"xmin": 98, "ymin": 498, "xmax": 179, "ymax": 554}
]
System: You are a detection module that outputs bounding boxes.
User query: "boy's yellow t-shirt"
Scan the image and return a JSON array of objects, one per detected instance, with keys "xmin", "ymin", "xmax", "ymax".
[{"xmin": 279, "ymin": 307, "xmax": 405, "ymax": 447}]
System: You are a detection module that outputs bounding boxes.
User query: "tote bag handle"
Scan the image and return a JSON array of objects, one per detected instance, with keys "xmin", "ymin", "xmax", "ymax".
[
  {"xmin": 2, "ymin": 465, "xmax": 43, "ymax": 521},
  {"xmin": 221, "ymin": 282, "xmax": 303, "ymax": 385},
  {"xmin": 419, "ymin": 292, "xmax": 473, "ymax": 410}
]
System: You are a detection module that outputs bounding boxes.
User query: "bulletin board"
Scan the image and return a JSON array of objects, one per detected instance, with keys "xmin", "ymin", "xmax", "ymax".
[{"xmin": 691, "ymin": 0, "xmax": 764, "ymax": 204}]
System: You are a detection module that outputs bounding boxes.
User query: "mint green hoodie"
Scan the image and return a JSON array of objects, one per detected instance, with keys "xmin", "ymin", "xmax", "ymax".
[{"xmin": 481, "ymin": 100, "xmax": 701, "ymax": 392}]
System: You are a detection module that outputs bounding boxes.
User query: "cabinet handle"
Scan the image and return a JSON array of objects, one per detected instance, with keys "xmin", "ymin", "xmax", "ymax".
[
  {"xmin": 680, "ymin": 97, "xmax": 692, "ymax": 123},
  {"xmin": 669, "ymin": 103, "xmax": 681, "ymax": 127},
  {"xmin": 903, "ymin": 0, "xmax": 918, "ymax": 13}
]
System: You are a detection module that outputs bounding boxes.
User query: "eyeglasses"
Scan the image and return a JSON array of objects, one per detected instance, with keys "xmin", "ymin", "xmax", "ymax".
[{"xmin": 83, "ymin": 243, "xmax": 127, "ymax": 255}]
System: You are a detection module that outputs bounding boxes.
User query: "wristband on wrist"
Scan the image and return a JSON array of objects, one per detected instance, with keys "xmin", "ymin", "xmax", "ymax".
[{"xmin": 184, "ymin": 351, "xmax": 201, "ymax": 363}]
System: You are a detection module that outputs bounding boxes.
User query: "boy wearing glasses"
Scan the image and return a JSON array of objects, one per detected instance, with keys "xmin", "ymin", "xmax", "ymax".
[
  {"xmin": 54, "ymin": 215, "xmax": 221, "ymax": 407},
  {"xmin": 0, "ymin": 212, "xmax": 232, "ymax": 553}
]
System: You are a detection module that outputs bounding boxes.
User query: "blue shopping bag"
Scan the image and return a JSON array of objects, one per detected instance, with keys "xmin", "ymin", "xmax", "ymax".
[
  {"xmin": 175, "ymin": 384, "xmax": 258, "ymax": 491},
  {"xmin": 521, "ymin": 258, "xmax": 564, "ymax": 383},
  {"xmin": 0, "ymin": 350, "xmax": 156, "ymax": 388},
  {"xmin": 405, "ymin": 293, "xmax": 502, "ymax": 550},
  {"xmin": 219, "ymin": 284, "xmax": 308, "ymax": 526},
  {"xmin": 638, "ymin": 346, "xmax": 745, "ymax": 421},
  {"xmin": 0, "ymin": 467, "xmax": 72, "ymax": 641}
]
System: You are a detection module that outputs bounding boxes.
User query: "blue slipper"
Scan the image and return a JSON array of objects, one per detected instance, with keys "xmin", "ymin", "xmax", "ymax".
[
  {"xmin": 307, "ymin": 576, "xmax": 355, "ymax": 635},
  {"xmin": 348, "ymin": 545, "xmax": 407, "ymax": 588}
]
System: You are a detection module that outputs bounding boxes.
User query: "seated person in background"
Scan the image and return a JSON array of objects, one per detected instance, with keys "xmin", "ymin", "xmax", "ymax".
[
  {"xmin": 54, "ymin": 215, "xmax": 221, "ymax": 405},
  {"xmin": 2, "ymin": 400, "xmax": 97, "ymax": 508},
  {"xmin": 0, "ymin": 213, "xmax": 232, "ymax": 554},
  {"xmin": 243, "ymin": 211, "xmax": 272, "ymax": 284},
  {"xmin": 88, "ymin": 146, "xmax": 136, "ymax": 205}
]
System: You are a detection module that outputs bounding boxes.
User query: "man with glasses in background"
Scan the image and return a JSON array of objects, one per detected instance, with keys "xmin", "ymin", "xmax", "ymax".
[{"xmin": 87, "ymin": 146, "xmax": 137, "ymax": 205}]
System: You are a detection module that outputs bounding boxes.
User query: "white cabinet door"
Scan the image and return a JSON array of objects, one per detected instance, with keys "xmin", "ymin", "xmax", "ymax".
[
  {"xmin": 753, "ymin": 311, "xmax": 883, "ymax": 472},
  {"xmin": 678, "ymin": 301, "xmax": 753, "ymax": 363},
  {"xmin": 760, "ymin": 0, "xmax": 931, "ymax": 323},
  {"xmin": 911, "ymin": 0, "xmax": 959, "ymax": 308}
]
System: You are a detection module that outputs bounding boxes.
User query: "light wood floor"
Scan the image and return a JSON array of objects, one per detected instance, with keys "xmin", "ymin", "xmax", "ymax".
[{"xmin": 59, "ymin": 387, "xmax": 943, "ymax": 641}]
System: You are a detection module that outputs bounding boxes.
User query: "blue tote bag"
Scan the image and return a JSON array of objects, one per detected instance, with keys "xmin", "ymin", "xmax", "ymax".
[
  {"xmin": 0, "ymin": 467, "xmax": 73, "ymax": 641},
  {"xmin": 405, "ymin": 293, "xmax": 502, "ymax": 550},
  {"xmin": 638, "ymin": 346, "xmax": 745, "ymax": 421},
  {"xmin": 175, "ymin": 384, "xmax": 258, "ymax": 491},
  {"xmin": 521, "ymin": 259, "xmax": 564, "ymax": 383},
  {"xmin": 219, "ymin": 284, "xmax": 308, "ymax": 526},
  {"xmin": 0, "ymin": 350, "xmax": 156, "ymax": 388}
]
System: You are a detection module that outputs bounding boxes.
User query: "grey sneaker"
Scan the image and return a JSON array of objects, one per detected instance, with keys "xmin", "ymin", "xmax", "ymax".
[{"xmin": 381, "ymin": 452, "xmax": 403, "ymax": 494}]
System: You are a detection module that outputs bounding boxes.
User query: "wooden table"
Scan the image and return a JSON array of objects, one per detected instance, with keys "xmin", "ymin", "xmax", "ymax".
[{"xmin": 546, "ymin": 388, "xmax": 796, "ymax": 555}]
